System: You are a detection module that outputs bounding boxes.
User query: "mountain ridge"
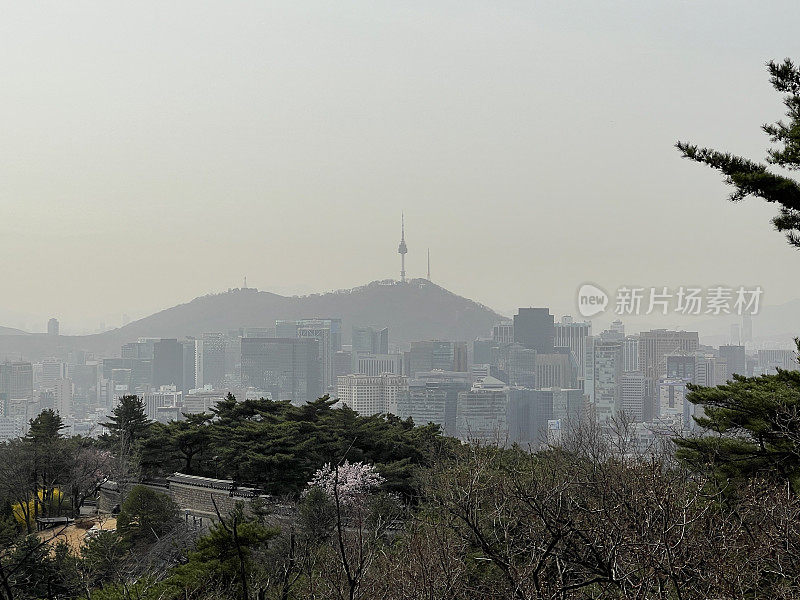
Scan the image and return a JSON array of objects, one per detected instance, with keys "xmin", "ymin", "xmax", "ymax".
[{"xmin": 0, "ymin": 279, "xmax": 506, "ymax": 360}]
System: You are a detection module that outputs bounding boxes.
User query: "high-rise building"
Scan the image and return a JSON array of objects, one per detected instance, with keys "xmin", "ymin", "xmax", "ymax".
[
  {"xmin": 240, "ymin": 338, "xmax": 322, "ymax": 405},
  {"xmin": 592, "ymin": 339, "xmax": 623, "ymax": 421},
  {"xmin": 356, "ymin": 354, "xmax": 403, "ymax": 377},
  {"xmin": 492, "ymin": 321, "xmax": 514, "ymax": 346},
  {"xmin": 535, "ymin": 350, "xmax": 578, "ymax": 389},
  {"xmin": 694, "ymin": 354, "xmax": 725, "ymax": 387},
  {"xmin": 620, "ymin": 371, "xmax": 646, "ymax": 421},
  {"xmin": 337, "ymin": 373, "xmax": 408, "ymax": 416},
  {"xmin": 184, "ymin": 388, "xmax": 226, "ymax": 415},
  {"xmin": 153, "ymin": 339, "xmax": 184, "ymax": 390},
  {"xmin": 513, "ymin": 308, "xmax": 554, "ymax": 353},
  {"xmin": 398, "ymin": 379, "xmax": 448, "ymax": 430},
  {"xmin": 623, "ymin": 335, "xmax": 639, "ymax": 372},
  {"xmin": 472, "ymin": 338, "xmax": 499, "ymax": 366},
  {"xmin": 456, "ymin": 376, "xmax": 509, "ymax": 443},
  {"xmin": 407, "ymin": 341, "xmax": 468, "ymax": 377},
  {"xmin": 742, "ymin": 312, "xmax": 753, "ymax": 344},
  {"xmin": 554, "ymin": 316, "xmax": 591, "ymax": 374},
  {"xmin": 504, "ymin": 344, "xmax": 537, "ymax": 387},
  {"xmin": 718, "ymin": 345, "xmax": 746, "ymax": 377},
  {"xmin": 638, "ymin": 330, "xmax": 699, "ymax": 420},
  {"xmin": 41, "ymin": 359, "xmax": 66, "ymax": 390},
  {"xmin": 47, "ymin": 318, "xmax": 59, "ymax": 336},
  {"xmin": 411, "ymin": 370, "xmax": 471, "ymax": 435},
  {"xmin": 351, "ymin": 326, "xmax": 390, "ymax": 373},
  {"xmin": 508, "ymin": 387, "xmax": 553, "ymax": 448},
  {"xmin": 276, "ymin": 319, "xmax": 342, "ymax": 394},
  {"xmin": 198, "ymin": 333, "xmax": 227, "ymax": 389},
  {"xmin": 332, "ymin": 351, "xmax": 353, "ymax": 393},
  {"xmin": 609, "ymin": 320, "xmax": 625, "ymax": 336},
  {"xmin": 509, "ymin": 387, "xmax": 583, "ymax": 446},
  {"xmin": 352, "ymin": 326, "xmax": 389, "ymax": 355},
  {"xmin": 666, "ymin": 353, "xmax": 696, "ymax": 382},
  {"xmin": 122, "ymin": 340, "xmax": 154, "ymax": 359},
  {"xmin": 180, "ymin": 339, "xmax": 197, "ymax": 393},
  {"xmin": 0, "ymin": 362, "xmax": 33, "ymax": 404},
  {"xmin": 757, "ymin": 349, "xmax": 799, "ymax": 374},
  {"xmin": 54, "ymin": 379, "xmax": 74, "ymax": 416},
  {"xmin": 141, "ymin": 387, "xmax": 182, "ymax": 421},
  {"xmin": 658, "ymin": 378, "xmax": 693, "ymax": 426}
]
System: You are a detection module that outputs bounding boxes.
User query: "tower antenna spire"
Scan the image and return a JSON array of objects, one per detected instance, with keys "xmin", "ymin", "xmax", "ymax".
[
  {"xmin": 397, "ymin": 213, "xmax": 408, "ymax": 283},
  {"xmin": 427, "ymin": 248, "xmax": 430, "ymax": 281}
]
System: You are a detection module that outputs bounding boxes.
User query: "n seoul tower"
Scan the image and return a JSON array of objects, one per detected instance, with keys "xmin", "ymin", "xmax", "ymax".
[{"xmin": 398, "ymin": 213, "xmax": 408, "ymax": 283}]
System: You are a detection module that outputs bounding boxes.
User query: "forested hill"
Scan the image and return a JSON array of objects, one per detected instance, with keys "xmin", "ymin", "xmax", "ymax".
[{"xmin": 0, "ymin": 279, "xmax": 505, "ymax": 360}]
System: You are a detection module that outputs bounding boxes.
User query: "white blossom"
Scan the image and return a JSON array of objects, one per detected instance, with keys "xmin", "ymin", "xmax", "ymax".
[{"xmin": 305, "ymin": 460, "xmax": 385, "ymax": 505}]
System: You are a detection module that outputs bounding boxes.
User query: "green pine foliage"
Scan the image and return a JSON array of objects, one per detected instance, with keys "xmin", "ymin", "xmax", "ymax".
[
  {"xmin": 675, "ymin": 343, "xmax": 800, "ymax": 493},
  {"xmin": 677, "ymin": 58, "xmax": 800, "ymax": 247},
  {"xmin": 142, "ymin": 394, "xmax": 451, "ymax": 499}
]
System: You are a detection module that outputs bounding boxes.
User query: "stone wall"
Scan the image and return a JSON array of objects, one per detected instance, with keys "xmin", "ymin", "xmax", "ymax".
[{"xmin": 98, "ymin": 473, "xmax": 265, "ymax": 523}]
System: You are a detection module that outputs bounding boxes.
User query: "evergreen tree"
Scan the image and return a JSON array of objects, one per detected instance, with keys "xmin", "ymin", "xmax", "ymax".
[
  {"xmin": 116, "ymin": 485, "xmax": 179, "ymax": 545},
  {"xmin": 675, "ymin": 342, "xmax": 800, "ymax": 493},
  {"xmin": 101, "ymin": 395, "xmax": 152, "ymax": 446},
  {"xmin": 25, "ymin": 409, "xmax": 66, "ymax": 444},
  {"xmin": 677, "ymin": 58, "xmax": 800, "ymax": 247}
]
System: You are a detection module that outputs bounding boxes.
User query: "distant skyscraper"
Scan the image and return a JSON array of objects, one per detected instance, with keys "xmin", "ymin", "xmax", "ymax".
[
  {"xmin": 757, "ymin": 349, "xmax": 799, "ymax": 374},
  {"xmin": 337, "ymin": 373, "xmax": 408, "ymax": 416},
  {"xmin": 152, "ymin": 339, "xmax": 179, "ymax": 388},
  {"xmin": 742, "ymin": 312, "xmax": 753, "ymax": 344},
  {"xmin": 398, "ymin": 213, "xmax": 408, "ymax": 283},
  {"xmin": 357, "ymin": 354, "xmax": 403, "ymax": 377},
  {"xmin": 535, "ymin": 350, "xmax": 577, "ymax": 389},
  {"xmin": 198, "ymin": 333, "xmax": 227, "ymax": 389},
  {"xmin": 277, "ymin": 319, "xmax": 342, "ymax": 393},
  {"xmin": 504, "ymin": 344, "xmax": 537, "ymax": 387},
  {"xmin": 554, "ymin": 316, "xmax": 591, "ymax": 374},
  {"xmin": 410, "ymin": 370, "xmax": 471, "ymax": 435},
  {"xmin": 592, "ymin": 338, "xmax": 623, "ymax": 421},
  {"xmin": 398, "ymin": 378, "xmax": 448, "ymax": 430},
  {"xmin": 456, "ymin": 377, "xmax": 509, "ymax": 443},
  {"xmin": 610, "ymin": 320, "xmax": 624, "ymax": 336},
  {"xmin": 240, "ymin": 338, "xmax": 321, "ymax": 404},
  {"xmin": 407, "ymin": 341, "xmax": 468, "ymax": 377},
  {"xmin": 54, "ymin": 379, "xmax": 73, "ymax": 416},
  {"xmin": 513, "ymin": 308, "xmax": 554, "ymax": 353},
  {"xmin": 658, "ymin": 378, "xmax": 693, "ymax": 425},
  {"xmin": 622, "ymin": 335, "xmax": 639, "ymax": 372},
  {"xmin": 620, "ymin": 372, "xmax": 646, "ymax": 421},
  {"xmin": 0, "ymin": 362, "xmax": 33, "ymax": 404},
  {"xmin": 41, "ymin": 359, "xmax": 66, "ymax": 390},
  {"xmin": 352, "ymin": 326, "xmax": 389, "ymax": 355},
  {"xmin": 122, "ymin": 340, "xmax": 155, "ymax": 360},
  {"xmin": 492, "ymin": 321, "xmax": 514, "ymax": 345},
  {"xmin": 694, "ymin": 354, "xmax": 724, "ymax": 387},
  {"xmin": 718, "ymin": 345, "xmax": 746, "ymax": 377},
  {"xmin": 666, "ymin": 353, "xmax": 696, "ymax": 382},
  {"xmin": 508, "ymin": 387, "xmax": 553, "ymax": 448},
  {"xmin": 180, "ymin": 339, "xmax": 197, "ymax": 393},
  {"xmin": 638, "ymin": 330, "xmax": 699, "ymax": 421},
  {"xmin": 47, "ymin": 318, "xmax": 59, "ymax": 336}
]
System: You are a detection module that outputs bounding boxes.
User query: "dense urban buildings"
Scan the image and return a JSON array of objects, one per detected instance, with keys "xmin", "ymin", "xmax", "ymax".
[{"xmin": 0, "ymin": 295, "xmax": 795, "ymax": 446}]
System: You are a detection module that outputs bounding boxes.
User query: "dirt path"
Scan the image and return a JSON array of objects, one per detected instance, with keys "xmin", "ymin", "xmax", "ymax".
[{"xmin": 35, "ymin": 516, "xmax": 118, "ymax": 555}]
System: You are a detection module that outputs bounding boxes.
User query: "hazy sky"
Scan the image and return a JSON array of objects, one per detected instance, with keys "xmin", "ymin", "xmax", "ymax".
[{"xmin": 3, "ymin": 1, "xmax": 800, "ymax": 333}]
